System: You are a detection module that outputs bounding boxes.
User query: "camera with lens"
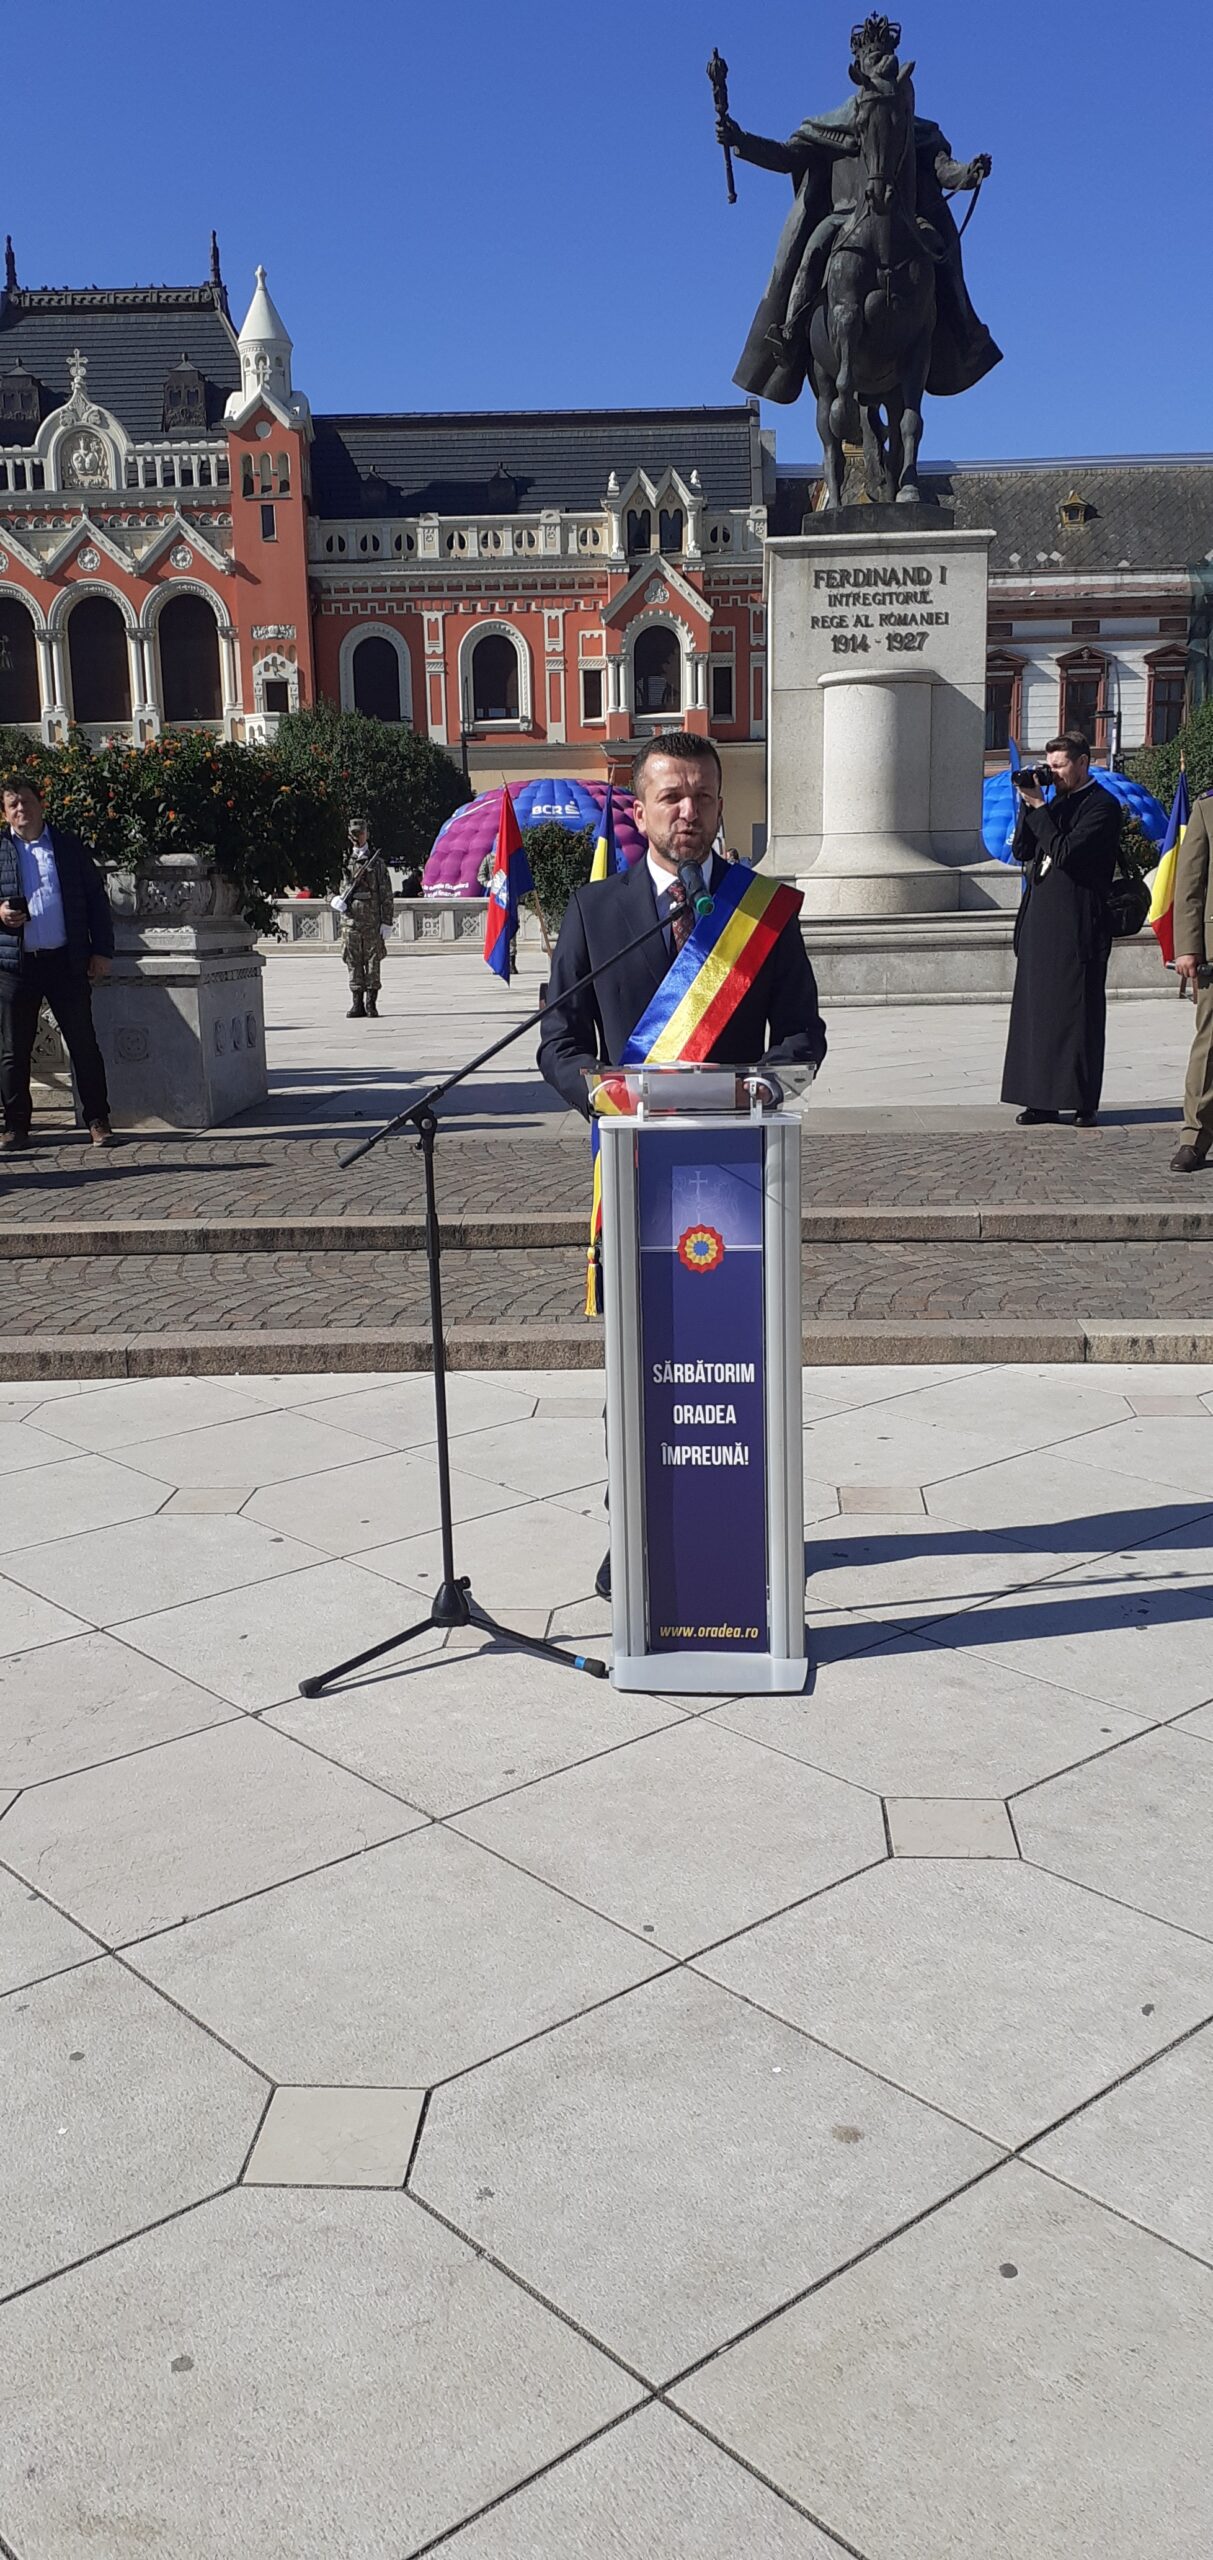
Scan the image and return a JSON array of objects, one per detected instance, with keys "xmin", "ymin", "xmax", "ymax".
[{"xmin": 1012, "ymin": 763, "xmax": 1052, "ymax": 794}]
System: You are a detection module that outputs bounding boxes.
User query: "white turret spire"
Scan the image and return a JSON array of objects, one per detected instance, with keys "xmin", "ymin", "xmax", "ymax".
[{"xmin": 235, "ymin": 263, "xmax": 293, "ymax": 406}]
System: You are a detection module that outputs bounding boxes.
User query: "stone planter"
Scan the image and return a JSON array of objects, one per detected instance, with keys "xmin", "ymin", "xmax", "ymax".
[{"xmin": 95, "ymin": 855, "xmax": 268, "ymax": 1129}]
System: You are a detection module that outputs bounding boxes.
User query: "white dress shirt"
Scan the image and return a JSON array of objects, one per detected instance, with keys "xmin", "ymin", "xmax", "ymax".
[
  {"xmin": 644, "ymin": 849, "xmax": 711, "ymax": 921},
  {"xmin": 14, "ymin": 830, "xmax": 67, "ymax": 953}
]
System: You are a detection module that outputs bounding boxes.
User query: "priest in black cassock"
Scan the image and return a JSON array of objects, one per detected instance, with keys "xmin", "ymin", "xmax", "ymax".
[{"xmin": 1001, "ymin": 733, "xmax": 1120, "ymax": 1126}]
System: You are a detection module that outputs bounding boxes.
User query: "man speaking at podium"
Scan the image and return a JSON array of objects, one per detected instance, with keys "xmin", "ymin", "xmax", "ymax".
[
  {"xmin": 538, "ymin": 733, "xmax": 826, "ymax": 1120},
  {"xmin": 539, "ymin": 734, "xmax": 826, "ymax": 1602}
]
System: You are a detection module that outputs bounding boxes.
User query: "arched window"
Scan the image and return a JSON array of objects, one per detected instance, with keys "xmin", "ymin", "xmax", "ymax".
[
  {"xmin": 67, "ymin": 596, "xmax": 131, "ymax": 723},
  {"xmin": 0, "ymin": 597, "xmax": 40, "ymax": 726},
  {"xmin": 471, "ymin": 632, "xmax": 519, "ymax": 722},
  {"xmin": 658, "ymin": 507, "xmax": 684, "ymax": 553},
  {"xmin": 352, "ymin": 634, "xmax": 403, "ymax": 723},
  {"xmin": 158, "ymin": 592, "xmax": 222, "ymax": 723},
  {"xmin": 633, "ymin": 624, "xmax": 681, "ymax": 717},
  {"xmin": 626, "ymin": 508, "xmax": 651, "ymax": 555},
  {"xmin": 276, "ymin": 451, "xmax": 291, "ymax": 496},
  {"xmin": 240, "ymin": 455, "xmax": 254, "ymax": 498}
]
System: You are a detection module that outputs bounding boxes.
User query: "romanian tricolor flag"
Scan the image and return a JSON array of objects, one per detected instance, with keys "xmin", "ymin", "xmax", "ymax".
[
  {"xmin": 588, "ymin": 783, "xmax": 625, "ymax": 883},
  {"xmin": 1147, "ymin": 769, "xmax": 1190, "ymax": 966},
  {"xmin": 483, "ymin": 787, "xmax": 533, "ymax": 983}
]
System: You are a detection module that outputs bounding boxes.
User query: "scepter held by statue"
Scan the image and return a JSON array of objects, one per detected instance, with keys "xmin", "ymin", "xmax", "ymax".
[{"xmin": 707, "ymin": 49, "xmax": 737, "ymax": 203}]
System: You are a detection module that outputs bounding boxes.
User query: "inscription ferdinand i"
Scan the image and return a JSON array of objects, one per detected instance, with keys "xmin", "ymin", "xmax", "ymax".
[{"xmin": 809, "ymin": 558, "xmax": 950, "ymax": 655}]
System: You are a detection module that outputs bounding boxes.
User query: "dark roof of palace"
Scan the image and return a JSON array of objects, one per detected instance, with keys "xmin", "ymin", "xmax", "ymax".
[
  {"xmin": 0, "ymin": 284, "xmax": 241, "ymax": 436},
  {"xmin": 310, "ymin": 407, "xmax": 761, "ymax": 517},
  {"xmin": 772, "ymin": 458, "xmax": 1213, "ymax": 572}
]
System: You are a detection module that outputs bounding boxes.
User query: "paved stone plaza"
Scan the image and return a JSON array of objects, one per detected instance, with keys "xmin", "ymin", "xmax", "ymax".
[
  {"xmin": 1, "ymin": 952, "xmax": 1210, "ymax": 1371},
  {"xmin": 2, "ymin": 1356, "xmax": 1212, "ymax": 2557}
]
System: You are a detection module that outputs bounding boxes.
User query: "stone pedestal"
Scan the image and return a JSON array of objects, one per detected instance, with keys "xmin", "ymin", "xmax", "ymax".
[
  {"xmin": 765, "ymin": 516, "xmax": 996, "ymax": 917},
  {"xmin": 95, "ymin": 857, "xmax": 268, "ymax": 1129}
]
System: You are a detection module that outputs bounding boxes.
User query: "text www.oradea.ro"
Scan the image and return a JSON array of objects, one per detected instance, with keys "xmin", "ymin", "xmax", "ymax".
[{"xmin": 658, "ymin": 1625, "xmax": 760, "ymax": 1641}]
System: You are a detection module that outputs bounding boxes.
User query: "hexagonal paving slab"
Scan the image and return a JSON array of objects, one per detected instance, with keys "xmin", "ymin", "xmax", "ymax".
[
  {"xmin": 412, "ymin": 1967, "xmax": 996, "ymax": 2380},
  {"xmin": 1015, "ymin": 1727, "xmax": 1213, "ymax": 1941},
  {"xmin": 697, "ymin": 1860, "xmax": 1213, "ymax": 2147},
  {"xmin": 438, "ymin": 2401, "xmax": 846, "ymax": 2557},
  {"xmin": 674, "ymin": 2163, "xmax": 1213, "ymax": 2560},
  {"xmin": 127, "ymin": 1826, "xmax": 664, "ymax": 2085},
  {"xmin": 0, "ymin": 1961, "xmax": 265, "ymax": 2297},
  {"xmin": 360, "ymin": 1498, "xmax": 607, "ymax": 1610},
  {"xmin": 913, "ymin": 1535, "xmax": 1213, "ymax": 1718},
  {"xmin": 711, "ymin": 1632, "xmax": 1147, "ymax": 1798},
  {"xmin": 0, "ymin": 1869, "xmax": 98, "ymax": 1999},
  {"xmin": 0, "ymin": 1629, "xmax": 235, "ymax": 1793},
  {"xmin": 452, "ymin": 1718, "xmax": 885, "ymax": 1956},
  {"xmin": 266, "ymin": 1635, "xmax": 682, "ymax": 1818},
  {"xmin": 0, "ymin": 2188, "xmax": 638, "ymax": 2558},
  {"xmin": 0, "ymin": 1717, "xmax": 421, "ymax": 1944},
  {"xmin": 1027, "ymin": 2023, "xmax": 1213, "ymax": 2265}
]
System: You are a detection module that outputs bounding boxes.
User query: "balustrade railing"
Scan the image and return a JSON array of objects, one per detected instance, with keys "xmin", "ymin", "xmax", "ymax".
[{"xmin": 257, "ymin": 896, "xmax": 546, "ymax": 952}]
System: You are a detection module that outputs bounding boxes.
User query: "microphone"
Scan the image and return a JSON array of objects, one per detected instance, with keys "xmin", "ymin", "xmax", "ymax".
[{"xmin": 678, "ymin": 859, "xmax": 714, "ymax": 918}]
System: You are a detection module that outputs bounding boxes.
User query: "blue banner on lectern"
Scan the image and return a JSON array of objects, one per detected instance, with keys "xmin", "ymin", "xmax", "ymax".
[{"xmin": 637, "ymin": 1125, "xmax": 768, "ymax": 1653}]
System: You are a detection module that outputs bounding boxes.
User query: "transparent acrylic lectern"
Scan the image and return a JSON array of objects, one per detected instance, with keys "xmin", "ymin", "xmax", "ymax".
[{"xmin": 588, "ymin": 1064, "xmax": 808, "ymax": 1696}]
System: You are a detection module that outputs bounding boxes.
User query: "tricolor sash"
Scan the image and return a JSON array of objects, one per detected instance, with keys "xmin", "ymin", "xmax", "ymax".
[{"xmin": 585, "ymin": 863, "xmax": 803, "ymax": 1312}]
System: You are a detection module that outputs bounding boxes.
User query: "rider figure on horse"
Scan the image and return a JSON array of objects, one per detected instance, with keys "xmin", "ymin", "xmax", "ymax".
[{"xmin": 720, "ymin": 15, "xmax": 999, "ymax": 413}]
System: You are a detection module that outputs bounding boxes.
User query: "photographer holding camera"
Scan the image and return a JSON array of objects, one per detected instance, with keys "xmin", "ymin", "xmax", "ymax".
[{"xmin": 1000, "ymin": 731, "xmax": 1121, "ymax": 1127}]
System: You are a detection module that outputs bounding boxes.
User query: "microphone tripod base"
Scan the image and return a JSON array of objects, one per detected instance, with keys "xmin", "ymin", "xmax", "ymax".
[{"xmin": 298, "ymin": 1576, "xmax": 609, "ymax": 1697}]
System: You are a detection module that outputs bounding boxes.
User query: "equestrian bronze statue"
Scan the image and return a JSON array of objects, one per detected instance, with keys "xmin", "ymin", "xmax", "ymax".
[{"xmin": 713, "ymin": 15, "xmax": 999, "ymax": 506}]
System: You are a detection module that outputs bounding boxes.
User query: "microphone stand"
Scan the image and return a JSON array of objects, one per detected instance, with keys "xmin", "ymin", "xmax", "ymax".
[{"xmin": 298, "ymin": 896, "xmax": 682, "ymax": 1700}]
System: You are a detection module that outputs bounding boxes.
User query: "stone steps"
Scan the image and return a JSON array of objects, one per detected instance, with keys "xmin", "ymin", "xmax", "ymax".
[
  {"xmin": 7, "ymin": 1236, "xmax": 1213, "ymax": 1377},
  {"xmin": 4, "ymin": 1203, "xmax": 1211, "ymax": 1256}
]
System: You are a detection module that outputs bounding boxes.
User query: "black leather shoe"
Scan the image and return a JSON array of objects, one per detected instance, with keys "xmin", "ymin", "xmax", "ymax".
[
  {"xmin": 1016, "ymin": 1109, "xmax": 1059, "ymax": 1125},
  {"xmin": 1074, "ymin": 1113, "xmax": 1098, "ymax": 1127},
  {"xmin": 594, "ymin": 1552, "xmax": 611, "ymax": 1601},
  {"xmin": 1170, "ymin": 1144, "xmax": 1209, "ymax": 1174}
]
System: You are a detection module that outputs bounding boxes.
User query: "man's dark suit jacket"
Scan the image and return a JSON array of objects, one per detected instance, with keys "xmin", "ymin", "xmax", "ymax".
[
  {"xmin": 538, "ymin": 855, "xmax": 827, "ymax": 1116},
  {"xmin": 0, "ymin": 825, "xmax": 115, "ymax": 976}
]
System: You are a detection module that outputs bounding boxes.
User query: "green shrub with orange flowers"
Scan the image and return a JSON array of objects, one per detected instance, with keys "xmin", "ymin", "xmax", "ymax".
[{"xmin": 0, "ymin": 725, "xmax": 345, "ymax": 935}]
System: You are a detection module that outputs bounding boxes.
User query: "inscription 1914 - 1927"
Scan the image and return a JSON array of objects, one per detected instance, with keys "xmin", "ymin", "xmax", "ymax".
[{"xmin": 809, "ymin": 559, "xmax": 950, "ymax": 656}]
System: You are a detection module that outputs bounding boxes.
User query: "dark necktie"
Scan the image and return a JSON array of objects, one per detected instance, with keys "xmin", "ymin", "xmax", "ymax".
[{"xmin": 665, "ymin": 883, "xmax": 694, "ymax": 957}]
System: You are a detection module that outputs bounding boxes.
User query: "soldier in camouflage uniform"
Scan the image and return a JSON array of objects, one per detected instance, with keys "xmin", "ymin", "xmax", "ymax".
[{"xmin": 338, "ymin": 819, "xmax": 394, "ymax": 1018}]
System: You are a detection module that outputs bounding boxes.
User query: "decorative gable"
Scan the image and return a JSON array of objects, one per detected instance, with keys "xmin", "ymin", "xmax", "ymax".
[{"xmin": 163, "ymin": 355, "xmax": 208, "ymax": 435}]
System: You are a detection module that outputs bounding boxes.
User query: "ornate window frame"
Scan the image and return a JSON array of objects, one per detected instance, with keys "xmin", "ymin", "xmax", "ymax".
[
  {"xmin": 1144, "ymin": 645, "xmax": 1188, "ymax": 748},
  {"xmin": 0, "ymin": 586, "xmax": 45, "ymax": 727},
  {"xmin": 338, "ymin": 622, "xmax": 414, "ymax": 724},
  {"xmin": 52, "ymin": 580, "xmax": 141, "ymax": 728},
  {"xmin": 252, "ymin": 651, "xmax": 300, "ymax": 715},
  {"xmin": 141, "ymin": 581, "xmax": 237, "ymax": 729},
  {"xmin": 1058, "ymin": 646, "xmax": 1108, "ymax": 754},
  {"xmin": 627, "ymin": 611, "xmax": 692, "ymax": 724},
  {"xmin": 984, "ymin": 650, "xmax": 1024, "ymax": 756},
  {"xmin": 458, "ymin": 619, "xmax": 532, "ymax": 731}
]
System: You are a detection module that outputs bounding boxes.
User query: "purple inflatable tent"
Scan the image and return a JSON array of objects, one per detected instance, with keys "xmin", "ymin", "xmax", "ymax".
[{"xmin": 424, "ymin": 778, "xmax": 645, "ymax": 896}]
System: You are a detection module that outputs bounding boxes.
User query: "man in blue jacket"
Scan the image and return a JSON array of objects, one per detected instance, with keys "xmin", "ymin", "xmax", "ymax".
[{"xmin": 0, "ymin": 773, "xmax": 115, "ymax": 1151}]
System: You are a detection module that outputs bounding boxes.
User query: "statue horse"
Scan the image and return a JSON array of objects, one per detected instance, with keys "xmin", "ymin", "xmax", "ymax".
[{"xmin": 807, "ymin": 58, "xmax": 937, "ymax": 507}]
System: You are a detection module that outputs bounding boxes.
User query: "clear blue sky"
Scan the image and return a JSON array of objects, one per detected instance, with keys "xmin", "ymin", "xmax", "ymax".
[{"xmin": 15, "ymin": 0, "xmax": 1212, "ymax": 463}]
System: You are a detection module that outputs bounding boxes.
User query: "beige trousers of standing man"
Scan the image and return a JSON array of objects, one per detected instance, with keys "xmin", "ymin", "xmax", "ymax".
[{"xmin": 1180, "ymin": 978, "xmax": 1213, "ymax": 1158}]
